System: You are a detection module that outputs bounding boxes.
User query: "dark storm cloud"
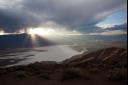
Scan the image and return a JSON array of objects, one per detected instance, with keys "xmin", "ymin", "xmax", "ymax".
[
  {"xmin": 0, "ymin": 9, "xmax": 26, "ymax": 32},
  {"xmin": 22, "ymin": 0, "xmax": 126, "ymax": 28},
  {"xmin": 76, "ymin": 25, "xmax": 104, "ymax": 33},
  {"xmin": 0, "ymin": 0, "xmax": 127, "ymax": 32},
  {"xmin": 108, "ymin": 23, "xmax": 127, "ymax": 31},
  {"xmin": 0, "ymin": 8, "xmax": 41, "ymax": 32}
]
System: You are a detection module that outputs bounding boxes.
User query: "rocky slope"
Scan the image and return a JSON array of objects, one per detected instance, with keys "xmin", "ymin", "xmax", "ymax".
[
  {"xmin": 0, "ymin": 47, "xmax": 127, "ymax": 85},
  {"xmin": 63, "ymin": 47, "xmax": 127, "ymax": 67}
]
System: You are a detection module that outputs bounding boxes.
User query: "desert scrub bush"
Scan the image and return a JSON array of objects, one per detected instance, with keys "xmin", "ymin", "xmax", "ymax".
[
  {"xmin": 15, "ymin": 71, "xmax": 28, "ymax": 79},
  {"xmin": 0, "ymin": 69, "xmax": 7, "ymax": 76},
  {"xmin": 39, "ymin": 73, "xmax": 51, "ymax": 80},
  {"xmin": 62, "ymin": 67, "xmax": 90, "ymax": 80},
  {"xmin": 88, "ymin": 67, "xmax": 100, "ymax": 74},
  {"xmin": 108, "ymin": 68, "xmax": 127, "ymax": 81}
]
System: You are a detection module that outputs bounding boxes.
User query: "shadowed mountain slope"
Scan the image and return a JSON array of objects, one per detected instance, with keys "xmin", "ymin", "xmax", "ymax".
[{"xmin": 0, "ymin": 33, "xmax": 54, "ymax": 49}]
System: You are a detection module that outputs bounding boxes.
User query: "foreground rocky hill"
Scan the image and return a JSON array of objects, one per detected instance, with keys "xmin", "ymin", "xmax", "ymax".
[
  {"xmin": 0, "ymin": 47, "xmax": 127, "ymax": 85},
  {"xmin": 63, "ymin": 47, "xmax": 127, "ymax": 67}
]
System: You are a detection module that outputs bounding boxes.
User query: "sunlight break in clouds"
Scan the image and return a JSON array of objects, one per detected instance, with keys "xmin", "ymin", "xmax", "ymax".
[
  {"xmin": 96, "ymin": 24, "xmax": 114, "ymax": 29},
  {"xmin": 27, "ymin": 27, "xmax": 82, "ymax": 37},
  {"xmin": 0, "ymin": 30, "xmax": 4, "ymax": 35},
  {"xmin": 28, "ymin": 27, "xmax": 55, "ymax": 36}
]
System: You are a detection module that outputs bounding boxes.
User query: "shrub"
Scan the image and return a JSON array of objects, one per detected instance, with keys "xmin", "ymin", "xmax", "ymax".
[
  {"xmin": 15, "ymin": 71, "xmax": 28, "ymax": 79},
  {"xmin": 62, "ymin": 67, "xmax": 90, "ymax": 80},
  {"xmin": 39, "ymin": 74, "xmax": 51, "ymax": 80},
  {"xmin": 108, "ymin": 68, "xmax": 127, "ymax": 82},
  {"xmin": 88, "ymin": 67, "xmax": 100, "ymax": 74},
  {"xmin": 0, "ymin": 69, "xmax": 7, "ymax": 76}
]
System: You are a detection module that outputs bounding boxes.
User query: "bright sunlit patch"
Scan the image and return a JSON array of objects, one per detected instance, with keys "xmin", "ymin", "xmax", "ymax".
[
  {"xmin": 28, "ymin": 27, "xmax": 55, "ymax": 36},
  {"xmin": 27, "ymin": 27, "xmax": 83, "ymax": 39},
  {"xmin": 0, "ymin": 30, "xmax": 4, "ymax": 35},
  {"xmin": 96, "ymin": 24, "xmax": 114, "ymax": 29},
  {"xmin": 0, "ymin": 30, "xmax": 18, "ymax": 35}
]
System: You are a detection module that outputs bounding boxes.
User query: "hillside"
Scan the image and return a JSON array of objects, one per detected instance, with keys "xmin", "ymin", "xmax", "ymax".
[
  {"xmin": 63, "ymin": 47, "xmax": 127, "ymax": 67},
  {"xmin": 0, "ymin": 47, "xmax": 127, "ymax": 85}
]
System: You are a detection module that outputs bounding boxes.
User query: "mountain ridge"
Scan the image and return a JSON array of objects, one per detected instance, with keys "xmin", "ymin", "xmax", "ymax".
[{"xmin": 63, "ymin": 47, "xmax": 127, "ymax": 67}]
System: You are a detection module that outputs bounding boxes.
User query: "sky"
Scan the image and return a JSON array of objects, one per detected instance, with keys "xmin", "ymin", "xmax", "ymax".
[
  {"xmin": 97, "ymin": 11, "xmax": 127, "ymax": 28},
  {"xmin": 0, "ymin": 0, "xmax": 127, "ymax": 36}
]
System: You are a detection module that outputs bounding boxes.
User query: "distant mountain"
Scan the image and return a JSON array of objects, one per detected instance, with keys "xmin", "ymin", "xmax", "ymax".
[{"xmin": 0, "ymin": 33, "xmax": 54, "ymax": 49}]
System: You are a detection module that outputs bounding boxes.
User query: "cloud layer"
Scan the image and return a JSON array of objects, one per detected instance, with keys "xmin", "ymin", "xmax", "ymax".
[{"xmin": 0, "ymin": 0, "xmax": 127, "ymax": 33}]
